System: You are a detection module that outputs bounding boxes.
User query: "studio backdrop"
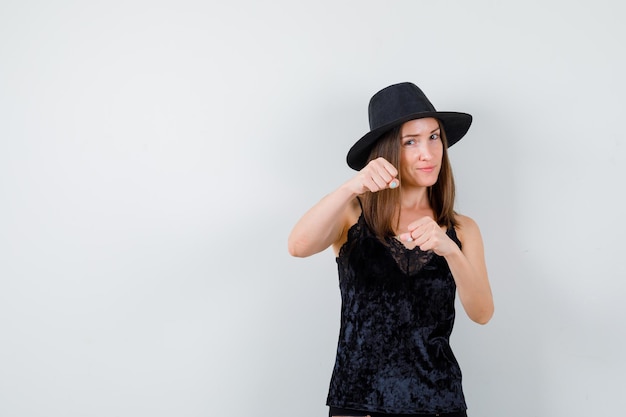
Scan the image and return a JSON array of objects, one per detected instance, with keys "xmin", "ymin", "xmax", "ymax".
[{"xmin": 1, "ymin": 1, "xmax": 624, "ymax": 416}]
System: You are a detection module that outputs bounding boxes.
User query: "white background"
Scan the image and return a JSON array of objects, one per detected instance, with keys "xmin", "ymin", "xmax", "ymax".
[{"xmin": 1, "ymin": 1, "xmax": 625, "ymax": 416}]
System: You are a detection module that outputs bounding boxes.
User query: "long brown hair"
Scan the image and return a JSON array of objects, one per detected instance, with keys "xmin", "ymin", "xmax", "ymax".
[{"xmin": 361, "ymin": 120, "xmax": 457, "ymax": 242}]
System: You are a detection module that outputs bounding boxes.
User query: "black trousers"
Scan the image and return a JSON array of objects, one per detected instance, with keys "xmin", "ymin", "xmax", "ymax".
[{"xmin": 329, "ymin": 406, "xmax": 467, "ymax": 417}]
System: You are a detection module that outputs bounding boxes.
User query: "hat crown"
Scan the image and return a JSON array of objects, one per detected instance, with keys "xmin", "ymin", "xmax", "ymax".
[{"xmin": 368, "ymin": 82, "xmax": 436, "ymax": 130}]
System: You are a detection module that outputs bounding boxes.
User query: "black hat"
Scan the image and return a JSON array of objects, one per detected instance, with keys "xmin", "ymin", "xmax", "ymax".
[{"xmin": 347, "ymin": 82, "xmax": 472, "ymax": 170}]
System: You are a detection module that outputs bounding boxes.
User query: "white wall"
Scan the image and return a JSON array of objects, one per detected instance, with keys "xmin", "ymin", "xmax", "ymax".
[{"xmin": 1, "ymin": 1, "xmax": 624, "ymax": 416}]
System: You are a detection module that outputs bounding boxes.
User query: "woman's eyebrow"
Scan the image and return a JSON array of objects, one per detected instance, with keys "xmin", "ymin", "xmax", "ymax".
[{"xmin": 401, "ymin": 127, "xmax": 441, "ymax": 139}]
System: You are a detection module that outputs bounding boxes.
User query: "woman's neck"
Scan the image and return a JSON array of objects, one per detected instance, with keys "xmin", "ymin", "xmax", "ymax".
[{"xmin": 399, "ymin": 186, "xmax": 431, "ymax": 210}]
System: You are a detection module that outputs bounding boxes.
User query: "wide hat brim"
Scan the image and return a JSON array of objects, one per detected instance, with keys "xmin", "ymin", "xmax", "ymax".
[{"xmin": 346, "ymin": 82, "xmax": 472, "ymax": 171}]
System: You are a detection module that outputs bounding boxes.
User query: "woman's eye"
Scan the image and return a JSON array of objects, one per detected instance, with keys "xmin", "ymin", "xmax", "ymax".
[
  {"xmin": 430, "ymin": 133, "xmax": 440, "ymax": 140},
  {"xmin": 404, "ymin": 139, "xmax": 415, "ymax": 146}
]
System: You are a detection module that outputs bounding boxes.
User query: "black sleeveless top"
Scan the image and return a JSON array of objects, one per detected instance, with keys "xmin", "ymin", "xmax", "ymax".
[{"xmin": 326, "ymin": 212, "xmax": 467, "ymax": 414}]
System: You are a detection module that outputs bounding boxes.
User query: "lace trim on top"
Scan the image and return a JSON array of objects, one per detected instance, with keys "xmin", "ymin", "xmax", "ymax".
[
  {"xmin": 387, "ymin": 237, "xmax": 435, "ymax": 276},
  {"xmin": 338, "ymin": 213, "xmax": 460, "ymax": 277}
]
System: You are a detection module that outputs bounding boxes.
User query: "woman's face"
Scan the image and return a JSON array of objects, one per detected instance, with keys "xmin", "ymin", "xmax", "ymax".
[{"xmin": 399, "ymin": 117, "xmax": 444, "ymax": 187}]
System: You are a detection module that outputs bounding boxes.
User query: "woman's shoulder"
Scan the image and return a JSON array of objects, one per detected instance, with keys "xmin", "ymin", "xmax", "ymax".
[
  {"xmin": 454, "ymin": 212, "xmax": 478, "ymax": 227},
  {"xmin": 332, "ymin": 197, "xmax": 362, "ymax": 256},
  {"xmin": 343, "ymin": 197, "xmax": 364, "ymax": 236},
  {"xmin": 453, "ymin": 212, "xmax": 481, "ymax": 237}
]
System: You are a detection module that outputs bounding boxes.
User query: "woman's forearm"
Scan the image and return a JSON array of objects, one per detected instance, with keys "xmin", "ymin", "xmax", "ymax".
[{"xmin": 288, "ymin": 182, "xmax": 358, "ymax": 258}]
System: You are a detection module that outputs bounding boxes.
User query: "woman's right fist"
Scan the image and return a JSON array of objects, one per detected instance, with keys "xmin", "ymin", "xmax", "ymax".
[{"xmin": 350, "ymin": 157, "xmax": 400, "ymax": 194}]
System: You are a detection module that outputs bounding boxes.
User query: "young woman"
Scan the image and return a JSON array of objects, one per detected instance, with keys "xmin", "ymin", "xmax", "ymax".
[{"xmin": 288, "ymin": 82, "xmax": 494, "ymax": 417}]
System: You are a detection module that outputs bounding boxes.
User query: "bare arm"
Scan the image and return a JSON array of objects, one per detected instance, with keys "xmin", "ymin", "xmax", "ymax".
[
  {"xmin": 287, "ymin": 183, "xmax": 358, "ymax": 258},
  {"xmin": 288, "ymin": 157, "xmax": 399, "ymax": 258},
  {"xmin": 445, "ymin": 215, "xmax": 494, "ymax": 324}
]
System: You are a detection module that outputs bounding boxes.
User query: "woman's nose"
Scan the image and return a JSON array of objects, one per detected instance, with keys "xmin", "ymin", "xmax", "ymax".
[{"xmin": 418, "ymin": 148, "xmax": 431, "ymax": 161}]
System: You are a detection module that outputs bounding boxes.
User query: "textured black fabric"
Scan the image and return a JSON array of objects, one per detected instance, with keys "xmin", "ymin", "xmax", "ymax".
[
  {"xmin": 329, "ymin": 406, "xmax": 468, "ymax": 417},
  {"xmin": 326, "ymin": 213, "xmax": 467, "ymax": 414}
]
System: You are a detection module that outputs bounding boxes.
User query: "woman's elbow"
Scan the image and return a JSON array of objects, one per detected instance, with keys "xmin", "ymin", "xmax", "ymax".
[
  {"xmin": 471, "ymin": 305, "xmax": 494, "ymax": 325},
  {"xmin": 288, "ymin": 236, "xmax": 312, "ymax": 258},
  {"xmin": 288, "ymin": 242, "xmax": 304, "ymax": 258}
]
